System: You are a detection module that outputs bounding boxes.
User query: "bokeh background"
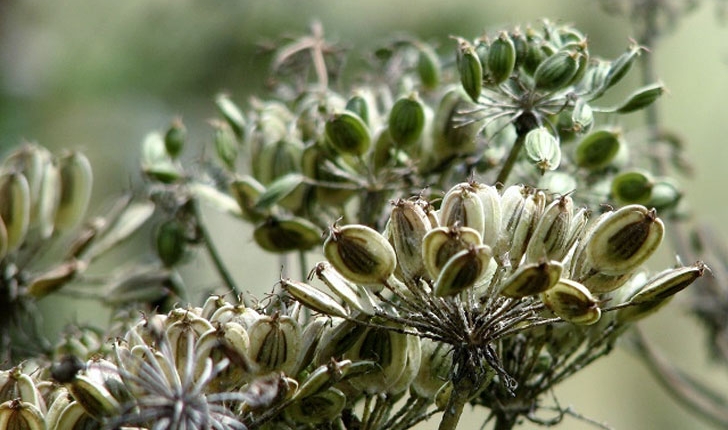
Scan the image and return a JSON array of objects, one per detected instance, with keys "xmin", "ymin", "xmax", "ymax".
[{"xmin": 1, "ymin": 1, "xmax": 727, "ymax": 428}]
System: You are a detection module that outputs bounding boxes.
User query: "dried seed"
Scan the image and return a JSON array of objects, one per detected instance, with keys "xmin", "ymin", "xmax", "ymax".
[
  {"xmin": 586, "ymin": 205, "xmax": 664, "ymax": 276},
  {"xmin": 499, "ymin": 260, "xmax": 563, "ymax": 298},
  {"xmin": 541, "ymin": 278, "xmax": 601, "ymax": 325},
  {"xmin": 323, "ymin": 224, "xmax": 397, "ymax": 285}
]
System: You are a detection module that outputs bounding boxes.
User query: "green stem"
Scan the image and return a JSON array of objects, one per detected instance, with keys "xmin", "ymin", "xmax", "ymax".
[
  {"xmin": 193, "ymin": 201, "xmax": 243, "ymax": 303},
  {"xmin": 495, "ymin": 132, "xmax": 525, "ymax": 186},
  {"xmin": 495, "ymin": 113, "xmax": 538, "ymax": 185},
  {"xmin": 298, "ymin": 250, "xmax": 308, "ymax": 282},
  {"xmin": 493, "ymin": 413, "xmax": 518, "ymax": 430},
  {"xmin": 438, "ymin": 373, "xmax": 476, "ymax": 430}
]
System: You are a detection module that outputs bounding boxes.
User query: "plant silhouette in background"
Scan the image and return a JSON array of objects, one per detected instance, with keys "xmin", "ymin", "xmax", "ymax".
[{"xmin": 0, "ymin": 15, "xmax": 722, "ymax": 430}]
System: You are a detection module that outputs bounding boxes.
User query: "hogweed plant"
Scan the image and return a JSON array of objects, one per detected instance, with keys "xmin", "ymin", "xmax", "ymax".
[{"xmin": 0, "ymin": 18, "xmax": 719, "ymax": 430}]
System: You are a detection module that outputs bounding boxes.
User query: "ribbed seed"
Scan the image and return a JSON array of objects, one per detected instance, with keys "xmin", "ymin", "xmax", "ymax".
[
  {"xmin": 281, "ymin": 277, "xmax": 348, "ymax": 318},
  {"xmin": 439, "ymin": 182, "xmax": 486, "ymax": 236},
  {"xmin": 324, "ymin": 224, "xmax": 396, "ymax": 285},
  {"xmin": 0, "ymin": 172, "xmax": 30, "ymax": 253},
  {"xmin": 389, "ymin": 199, "xmax": 432, "ymax": 280},
  {"xmin": 586, "ymin": 205, "xmax": 664, "ymax": 276},
  {"xmin": 422, "ymin": 225, "xmax": 483, "ymax": 280},
  {"xmin": 433, "ymin": 245, "xmax": 492, "ymax": 297},
  {"xmin": 541, "ymin": 278, "xmax": 601, "ymax": 325},
  {"xmin": 499, "ymin": 260, "xmax": 563, "ymax": 298}
]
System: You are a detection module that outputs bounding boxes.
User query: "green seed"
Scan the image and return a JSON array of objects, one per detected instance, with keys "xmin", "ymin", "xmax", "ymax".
[
  {"xmin": 574, "ymin": 129, "xmax": 622, "ymax": 170},
  {"xmin": 611, "ymin": 170, "xmax": 654, "ymax": 204},
  {"xmin": 417, "ymin": 44, "xmax": 441, "ymax": 90},
  {"xmin": 457, "ymin": 43, "xmax": 483, "ymax": 102},
  {"xmin": 614, "ymin": 83, "xmax": 666, "ymax": 114},
  {"xmin": 534, "ymin": 50, "xmax": 579, "ymax": 92},
  {"xmin": 389, "ymin": 94, "xmax": 426, "ymax": 147},
  {"xmin": 487, "ymin": 32, "xmax": 516, "ymax": 84},
  {"xmin": 164, "ymin": 118, "xmax": 186, "ymax": 159},
  {"xmin": 325, "ymin": 111, "xmax": 371, "ymax": 157}
]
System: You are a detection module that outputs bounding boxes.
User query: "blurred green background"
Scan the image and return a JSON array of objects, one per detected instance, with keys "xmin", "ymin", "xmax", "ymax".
[{"xmin": 1, "ymin": 1, "xmax": 727, "ymax": 428}]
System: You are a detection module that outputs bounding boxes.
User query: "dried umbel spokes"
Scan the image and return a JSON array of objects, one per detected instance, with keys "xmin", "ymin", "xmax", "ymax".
[
  {"xmin": 282, "ymin": 178, "xmax": 703, "ymax": 428},
  {"xmin": 30, "ymin": 299, "xmax": 412, "ymax": 429}
]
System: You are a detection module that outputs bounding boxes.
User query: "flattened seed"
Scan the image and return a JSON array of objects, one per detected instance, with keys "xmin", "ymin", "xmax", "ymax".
[
  {"xmin": 607, "ymin": 219, "xmax": 650, "ymax": 260},
  {"xmin": 450, "ymin": 258, "xmax": 481, "ymax": 289},
  {"xmin": 500, "ymin": 261, "xmax": 562, "ymax": 298},
  {"xmin": 338, "ymin": 236, "xmax": 380, "ymax": 275}
]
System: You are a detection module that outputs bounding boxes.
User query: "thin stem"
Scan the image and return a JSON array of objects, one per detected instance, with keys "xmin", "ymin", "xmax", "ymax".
[
  {"xmin": 493, "ymin": 413, "xmax": 518, "ymax": 430},
  {"xmin": 631, "ymin": 330, "xmax": 728, "ymax": 428},
  {"xmin": 495, "ymin": 131, "xmax": 526, "ymax": 186},
  {"xmin": 193, "ymin": 201, "xmax": 243, "ymax": 303},
  {"xmin": 297, "ymin": 250, "xmax": 308, "ymax": 286},
  {"xmin": 495, "ymin": 113, "xmax": 538, "ymax": 185},
  {"xmin": 438, "ymin": 379, "xmax": 471, "ymax": 430},
  {"xmin": 438, "ymin": 361, "xmax": 482, "ymax": 430}
]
